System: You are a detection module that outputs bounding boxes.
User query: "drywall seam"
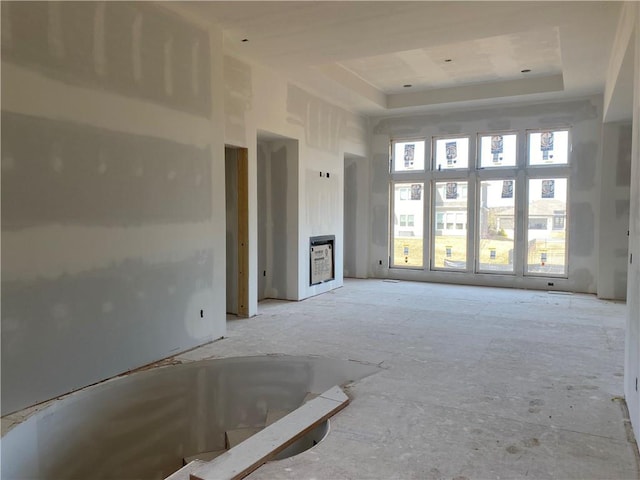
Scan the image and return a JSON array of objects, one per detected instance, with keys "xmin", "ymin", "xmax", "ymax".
[
  {"xmin": 1, "ymin": 62, "xmax": 212, "ymax": 148},
  {"xmin": 2, "ymin": 223, "xmax": 215, "ymax": 282}
]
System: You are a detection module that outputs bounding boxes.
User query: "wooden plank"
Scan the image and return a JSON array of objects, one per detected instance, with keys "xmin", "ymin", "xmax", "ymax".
[
  {"xmin": 190, "ymin": 386, "xmax": 349, "ymax": 480},
  {"xmin": 265, "ymin": 409, "xmax": 289, "ymax": 426},
  {"xmin": 225, "ymin": 427, "xmax": 263, "ymax": 449},
  {"xmin": 165, "ymin": 460, "xmax": 205, "ymax": 480},
  {"xmin": 303, "ymin": 392, "xmax": 319, "ymax": 403},
  {"xmin": 183, "ymin": 450, "xmax": 227, "ymax": 465},
  {"xmin": 236, "ymin": 148, "xmax": 249, "ymax": 317}
]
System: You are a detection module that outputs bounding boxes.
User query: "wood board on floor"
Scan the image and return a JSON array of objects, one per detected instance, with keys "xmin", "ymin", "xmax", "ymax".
[
  {"xmin": 183, "ymin": 450, "xmax": 227, "ymax": 465},
  {"xmin": 265, "ymin": 408, "xmax": 290, "ymax": 426},
  {"xmin": 225, "ymin": 427, "xmax": 264, "ymax": 449},
  {"xmin": 189, "ymin": 385, "xmax": 349, "ymax": 480},
  {"xmin": 165, "ymin": 460, "xmax": 205, "ymax": 480}
]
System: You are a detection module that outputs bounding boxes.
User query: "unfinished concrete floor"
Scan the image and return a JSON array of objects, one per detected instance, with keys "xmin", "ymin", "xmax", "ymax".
[{"xmin": 178, "ymin": 279, "xmax": 639, "ymax": 480}]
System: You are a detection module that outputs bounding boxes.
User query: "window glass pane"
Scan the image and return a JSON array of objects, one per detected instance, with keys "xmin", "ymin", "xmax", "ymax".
[
  {"xmin": 528, "ymin": 130, "xmax": 569, "ymax": 165},
  {"xmin": 393, "ymin": 140, "xmax": 425, "ymax": 172},
  {"xmin": 527, "ymin": 178, "xmax": 567, "ymax": 275},
  {"xmin": 478, "ymin": 180, "xmax": 515, "ymax": 273},
  {"xmin": 392, "ymin": 183, "xmax": 424, "ymax": 267},
  {"xmin": 479, "ymin": 134, "xmax": 517, "ymax": 168},
  {"xmin": 433, "ymin": 181, "xmax": 467, "ymax": 269},
  {"xmin": 434, "ymin": 137, "xmax": 469, "ymax": 170}
]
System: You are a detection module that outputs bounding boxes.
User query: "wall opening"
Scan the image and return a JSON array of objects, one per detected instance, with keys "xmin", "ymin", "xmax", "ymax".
[
  {"xmin": 343, "ymin": 153, "xmax": 366, "ymax": 278},
  {"xmin": 225, "ymin": 146, "xmax": 249, "ymax": 316},
  {"xmin": 257, "ymin": 132, "xmax": 299, "ymax": 302}
]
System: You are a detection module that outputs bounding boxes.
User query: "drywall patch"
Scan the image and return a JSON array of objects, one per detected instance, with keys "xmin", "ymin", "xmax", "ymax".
[
  {"xmin": 571, "ymin": 267, "xmax": 595, "ymax": 292},
  {"xmin": 571, "ymin": 141, "xmax": 598, "ymax": 191},
  {"xmin": 373, "ymin": 99, "xmax": 599, "ymax": 135},
  {"xmin": 616, "ymin": 199, "xmax": 631, "ymax": 218},
  {"xmin": 614, "ymin": 270, "xmax": 628, "ymax": 299},
  {"xmin": 287, "ymin": 84, "xmax": 365, "ymax": 153},
  {"xmin": 570, "ymin": 202, "xmax": 595, "ymax": 256},
  {"xmin": 372, "ymin": 205, "xmax": 388, "ymax": 247},
  {"xmin": 93, "ymin": 2, "xmax": 107, "ymax": 77},
  {"xmin": 616, "ymin": 124, "xmax": 633, "ymax": 186},
  {"xmin": 486, "ymin": 118, "xmax": 512, "ymax": 131},
  {"xmin": 2, "ymin": 222, "xmax": 217, "ymax": 283},
  {"xmin": 1, "ymin": 249, "xmax": 215, "ymax": 416},
  {"xmin": 270, "ymin": 145, "xmax": 290, "ymax": 298},
  {"xmin": 1, "ymin": 2, "xmax": 13, "ymax": 49},
  {"xmin": 47, "ymin": 2, "xmax": 65, "ymax": 60},
  {"xmin": 224, "ymin": 55, "xmax": 252, "ymax": 145},
  {"xmin": 1, "ymin": 111, "xmax": 212, "ymax": 229},
  {"xmin": 437, "ymin": 124, "xmax": 463, "ymax": 135},
  {"xmin": 2, "ymin": 2, "xmax": 212, "ymax": 117},
  {"xmin": 306, "ymin": 168, "xmax": 339, "ymax": 236},
  {"xmin": 371, "ymin": 153, "xmax": 390, "ymax": 191}
]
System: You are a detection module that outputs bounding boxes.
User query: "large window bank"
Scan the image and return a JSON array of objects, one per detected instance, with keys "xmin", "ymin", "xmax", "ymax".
[{"xmin": 371, "ymin": 98, "xmax": 603, "ymax": 293}]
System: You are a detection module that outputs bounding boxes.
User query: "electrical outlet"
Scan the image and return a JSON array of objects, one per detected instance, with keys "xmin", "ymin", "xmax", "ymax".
[
  {"xmin": 200, "ymin": 309, "xmax": 204, "ymax": 318},
  {"xmin": 379, "ymin": 260, "xmax": 382, "ymax": 265}
]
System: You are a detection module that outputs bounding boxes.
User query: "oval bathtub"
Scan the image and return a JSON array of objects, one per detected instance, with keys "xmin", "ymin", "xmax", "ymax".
[{"xmin": 1, "ymin": 355, "xmax": 379, "ymax": 480}]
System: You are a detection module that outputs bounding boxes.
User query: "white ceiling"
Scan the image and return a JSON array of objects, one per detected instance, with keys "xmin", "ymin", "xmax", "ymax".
[
  {"xmin": 176, "ymin": 1, "xmax": 622, "ymax": 116},
  {"xmin": 340, "ymin": 27, "xmax": 562, "ymax": 94}
]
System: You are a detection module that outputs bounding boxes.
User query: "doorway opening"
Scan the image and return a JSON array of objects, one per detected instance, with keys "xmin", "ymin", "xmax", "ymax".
[{"xmin": 225, "ymin": 146, "xmax": 249, "ymax": 317}]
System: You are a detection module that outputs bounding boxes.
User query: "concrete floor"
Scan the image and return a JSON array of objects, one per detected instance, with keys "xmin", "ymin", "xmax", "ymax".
[
  {"xmin": 3, "ymin": 279, "xmax": 639, "ymax": 479},
  {"xmin": 178, "ymin": 279, "xmax": 639, "ymax": 480}
]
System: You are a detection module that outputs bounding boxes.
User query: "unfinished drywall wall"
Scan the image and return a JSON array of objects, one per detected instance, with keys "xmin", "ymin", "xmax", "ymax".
[
  {"xmin": 344, "ymin": 154, "xmax": 370, "ymax": 279},
  {"xmin": 623, "ymin": 1, "xmax": 640, "ymax": 450},
  {"xmin": 223, "ymin": 55, "xmax": 368, "ymax": 308},
  {"xmin": 369, "ymin": 97, "xmax": 604, "ymax": 293},
  {"xmin": 599, "ymin": 122, "xmax": 632, "ymax": 299},
  {"xmin": 1, "ymin": 2, "xmax": 226, "ymax": 415},
  {"xmin": 256, "ymin": 136, "xmax": 299, "ymax": 301},
  {"xmin": 344, "ymin": 156, "xmax": 358, "ymax": 278}
]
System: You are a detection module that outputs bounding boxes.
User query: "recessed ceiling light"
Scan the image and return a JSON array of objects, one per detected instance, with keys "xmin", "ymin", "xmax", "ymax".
[
  {"xmin": 241, "ymin": 38, "xmax": 249, "ymax": 43},
  {"xmin": 521, "ymin": 68, "xmax": 531, "ymax": 73},
  {"xmin": 444, "ymin": 59, "xmax": 452, "ymax": 63},
  {"xmin": 403, "ymin": 84, "xmax": 412, "ymax": 88}
]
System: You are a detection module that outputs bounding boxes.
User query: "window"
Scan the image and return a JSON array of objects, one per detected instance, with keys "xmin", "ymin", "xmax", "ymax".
[
  {"xmin": 553, "ymin": 211, "xmax": 566, "ymax": 230},
  {"xmin": 528, "ymin": 130, "xmax": 569, "ymax": 165},
  {"xmin": 433, "ymin": 137, "xmax": 469, "ymax": 170},
  {"xmin": 391, "ymin": 183, "xmax": 424, "ymax": 267},
  {"xmin": 393, "ymin": 140, "xmax": 425, "ymax": 172},
  {"xmin": 433, "ymin": 181, "xmax": 468, "ymax": 270},
  {"xmin": 398, "ymin": 215, "xmax": 414, "ymax": 227},
  {"xmin": 479, "ymin": 133, "xmax": 517, "ymax": 168},
  {"xmin": 526, "ymin": 178, "xmax": 568, "ymax": 275},
  {"xmin": 388, "ymin": 128, "xmax": 570, "ymax": 279},
  {"xmin": 528, "ymin": 217, "xmax": 548, "ymax": 230},
  {"xmin": 478, "ymin": 180, "xmax": 515, "ymax": 273}
]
